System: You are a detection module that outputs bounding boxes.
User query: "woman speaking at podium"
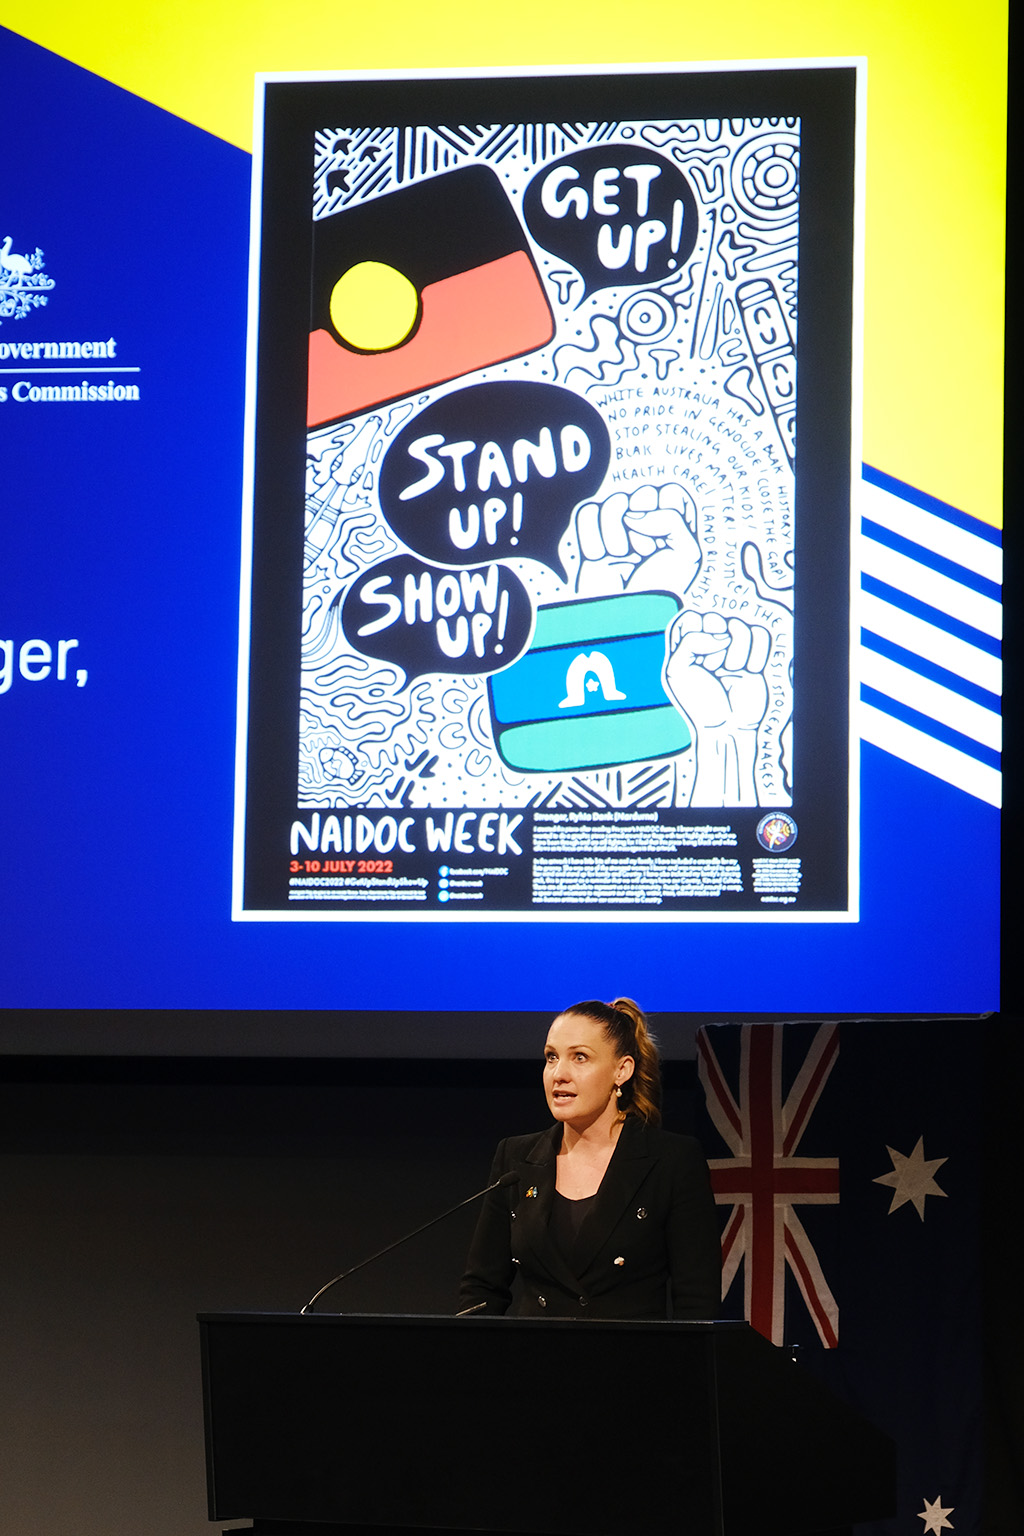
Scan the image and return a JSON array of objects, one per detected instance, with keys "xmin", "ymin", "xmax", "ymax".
[{"xmin": 459, "ymin": 998, "xmax": 721, "ymax": 1320}]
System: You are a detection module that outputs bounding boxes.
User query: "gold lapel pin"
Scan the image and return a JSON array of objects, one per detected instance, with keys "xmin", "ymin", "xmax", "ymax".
[{"xmin": 526, "ymin": 1185, "xmax": 538, "ymax": 1199}]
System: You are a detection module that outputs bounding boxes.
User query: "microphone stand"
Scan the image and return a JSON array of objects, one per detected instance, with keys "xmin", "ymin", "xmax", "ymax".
[{"xmin": 300, "ymin": 1171, "xmax": 518, "ymax": 1314}]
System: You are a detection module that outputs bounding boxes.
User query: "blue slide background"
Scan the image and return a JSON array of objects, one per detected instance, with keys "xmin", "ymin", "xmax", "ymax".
[{"xmin": 0, "ymin": 27, "xmax": 999, "ymax": 1014}]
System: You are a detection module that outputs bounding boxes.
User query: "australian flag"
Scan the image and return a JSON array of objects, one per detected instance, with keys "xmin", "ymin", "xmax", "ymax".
[{"xmin": 696, "ymin": 1021, "xmax": 982, "ymax": 1536}]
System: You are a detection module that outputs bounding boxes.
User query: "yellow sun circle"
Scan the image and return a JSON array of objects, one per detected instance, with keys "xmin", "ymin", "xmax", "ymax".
[{"xmin": 329, "ymin": 261, "xmax": 419, "ymax": 352}]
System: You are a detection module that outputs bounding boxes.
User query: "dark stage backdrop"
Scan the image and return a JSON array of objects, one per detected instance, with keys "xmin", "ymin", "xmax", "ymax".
[
  {"xmin": 0, "ymin": 1056, "xmax": 704, "ymax": 1536},
  {"xmin": 1, "ymin": 1032, "xmax": 1019, "ymax": 1536}
]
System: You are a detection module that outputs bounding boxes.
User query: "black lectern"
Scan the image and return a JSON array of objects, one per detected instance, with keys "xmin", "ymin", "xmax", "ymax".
[{"xmin": 199, "ymin": 1313, "xmax": 894, "ymax": 1536}]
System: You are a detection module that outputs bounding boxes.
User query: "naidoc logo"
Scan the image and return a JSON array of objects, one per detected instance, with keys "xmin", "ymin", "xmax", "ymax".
[
  {"xmin": 0, "ymin": 232, "xmax": 54, "ymax": 324},
  {"xmin": 756, "ymin": 812, "xmax": 798, "ymax": 851}
]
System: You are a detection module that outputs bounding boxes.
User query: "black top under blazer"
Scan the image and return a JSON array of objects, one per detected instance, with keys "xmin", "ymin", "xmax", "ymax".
[{"xmin": 459, "ymin": 1116, "xmax": 722, "ymax": 1320}]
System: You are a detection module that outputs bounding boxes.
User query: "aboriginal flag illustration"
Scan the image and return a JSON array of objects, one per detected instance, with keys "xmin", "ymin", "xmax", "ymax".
[{"xmin": 308, "ymin": 165, "xmax": 555, "ymax": 427}]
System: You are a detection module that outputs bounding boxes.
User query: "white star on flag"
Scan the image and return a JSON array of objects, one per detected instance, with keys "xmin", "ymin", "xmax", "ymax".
[
  {"xmin": 873, "ymin": 1136, "xmax": 948, "ymax": 1219},
  {"xmin": 918, "ymin": 1493, "xmax": 954, "ymax": 1532}
]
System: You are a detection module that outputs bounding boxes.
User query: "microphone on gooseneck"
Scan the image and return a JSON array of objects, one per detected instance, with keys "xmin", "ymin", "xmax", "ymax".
[{"xmin": 300, "ymin": 1170, "xmax": 519, "ymax": 1314}]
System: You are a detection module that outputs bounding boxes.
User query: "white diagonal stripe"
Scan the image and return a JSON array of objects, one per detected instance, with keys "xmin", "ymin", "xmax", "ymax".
[
  {"xmin": 860, "ymin": 591, "xmax": 1001, "ymax": 695},
  {"xmin": 720, "ymin": 1212, "xmax": 744, "ymax": 1295},
  {"xmin": 859, "ymin": 481, "xmax": 1002, "ymax": 585},
  {"xmin": 859, "ymin": 649, "xmax": 1001, "ymax": 752},
  {"xmin": 785, "ymin": 1206, "xmax": 839, "ymax": 1347},
  {"xmin": 781, "ymin": 1021, "xmax": 838, "ymax": 1148},
  {"xmin": 860, "ymin": 537, "xmax": 1001, "ymax": 638},
  {"xmin": 859, "ymin": 701, "xmax": 1001, "ymax": 807},
  {"xmin": 697, "ymin": 1035, "xmax": 744, "ymax": 1155}
]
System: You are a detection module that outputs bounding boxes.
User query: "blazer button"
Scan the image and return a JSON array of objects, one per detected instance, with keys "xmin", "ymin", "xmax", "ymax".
[
  {"xmin": 537, "ymin": 1295, "xmax": 546, "ymax": 1308},
  {"xmin": 579, "ymin": 1296, "xmax": 588, "ymax": 1307}
]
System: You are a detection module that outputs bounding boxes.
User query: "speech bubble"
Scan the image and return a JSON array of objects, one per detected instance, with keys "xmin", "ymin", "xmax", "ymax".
[
  {"xmin": 378, "ymin": 381, "xmax": 610, "ymax": 577},
  {"xmin": 523, "ymin": 146, "xmax": 698, "ymax": 299},
  {"xmin": 340, "ymin": 553, "xmax": 533, "ymax": 679}
]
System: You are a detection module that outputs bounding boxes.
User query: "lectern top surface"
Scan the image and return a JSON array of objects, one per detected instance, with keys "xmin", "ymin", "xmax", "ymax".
[{"xmin": 197, "ymin": 1310, "xmax": 743, "ymax": 1331}]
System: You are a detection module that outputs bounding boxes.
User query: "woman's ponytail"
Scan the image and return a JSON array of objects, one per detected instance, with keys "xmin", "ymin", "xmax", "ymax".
[{"xmin": 611, "ymin": 997, "xmax": 662, "ymax": 1125}]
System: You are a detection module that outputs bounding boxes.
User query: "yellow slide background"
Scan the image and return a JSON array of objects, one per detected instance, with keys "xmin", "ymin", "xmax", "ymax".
[{"xmin": 0, "ymin": 1, "xmax": 1006, "ymax": 527}]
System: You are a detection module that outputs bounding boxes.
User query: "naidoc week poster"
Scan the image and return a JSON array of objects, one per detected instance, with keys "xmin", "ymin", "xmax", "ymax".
[{"xmin": 236, "ymin": 65, "xmax": 860, "ymax": 921}]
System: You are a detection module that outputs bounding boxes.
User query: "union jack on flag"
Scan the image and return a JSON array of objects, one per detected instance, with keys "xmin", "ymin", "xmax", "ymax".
[{"xmin": 696, "ymin": 1023, "xmax": 840, "ymax": 1347}]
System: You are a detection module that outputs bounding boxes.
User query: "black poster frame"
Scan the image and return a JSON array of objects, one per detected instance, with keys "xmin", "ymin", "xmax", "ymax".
[{"xmin": 238, "ymin": 65, "xmax": 858, "ymax": 918}]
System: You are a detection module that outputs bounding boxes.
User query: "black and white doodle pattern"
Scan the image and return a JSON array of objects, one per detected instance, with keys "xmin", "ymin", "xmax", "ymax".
[{"xmin": 302, "ymin": 118, "xmax": 798, "ymax": 812}]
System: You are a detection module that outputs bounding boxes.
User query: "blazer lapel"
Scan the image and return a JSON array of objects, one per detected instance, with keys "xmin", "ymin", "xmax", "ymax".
[
  {"xmin": 572, "ymin": 1117, "xmax": 655, "ymax": 1277},
  {"xmin": 511, "ymin": 1125, "xmax": 585, "ymax": 1295}
]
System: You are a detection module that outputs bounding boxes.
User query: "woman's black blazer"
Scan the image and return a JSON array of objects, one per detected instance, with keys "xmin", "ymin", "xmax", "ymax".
[{"xmin": 459, "ymin": 1116, "xmax": 721, "ymax": 1320}]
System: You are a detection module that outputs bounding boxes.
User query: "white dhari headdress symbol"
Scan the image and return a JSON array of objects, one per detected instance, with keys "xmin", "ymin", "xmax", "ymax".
[{"xmin": 558, "ymin": 650, "xmax": 628, "ymax": 709}]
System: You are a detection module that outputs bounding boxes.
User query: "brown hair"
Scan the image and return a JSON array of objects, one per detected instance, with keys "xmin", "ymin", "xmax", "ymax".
[{"xmin": 561, "ymin": 997, "xmax": 662, "ymax": 1125}]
